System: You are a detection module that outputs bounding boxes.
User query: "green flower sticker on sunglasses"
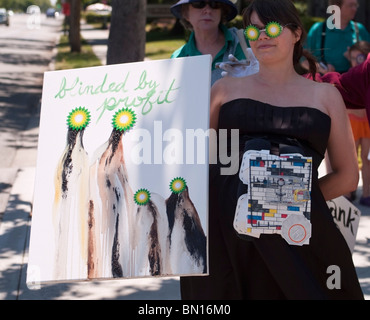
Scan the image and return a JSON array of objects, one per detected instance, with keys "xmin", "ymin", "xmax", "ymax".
[
  {"xmin": 245, "ymin": 21, "xmax": 283, "ymax": 41},
  {"xmin": 112, "ymin": 107, "xmax": 136, "ymax": 132},
  {"xmin": 244, "ymin": 25, "xmax": 260, "ymax": 42},
  {"xmin": 265, "ymin": 22, "xmax": 283, "ymax": 38},
  {"xmin": 67, "ymin": 107, "xmax": 91, "ymax": 131}
]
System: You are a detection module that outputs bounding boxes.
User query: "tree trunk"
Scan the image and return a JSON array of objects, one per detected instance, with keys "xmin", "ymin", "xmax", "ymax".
[
  {"xmin": 107, "ymin": 0, "xmax": 147, "ymax": 65},
  {"xmin": 69, "ymin": 0, "xmax": 81, "ymax": 53},
  {"xmin": 356, "ymin": 0, "xmax": 370, "ymax": 31}
]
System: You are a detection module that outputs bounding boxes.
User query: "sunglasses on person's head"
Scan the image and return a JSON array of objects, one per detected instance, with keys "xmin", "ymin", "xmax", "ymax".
[
  {"xmin": 190, "ymin": 1, "xmax": 222, "ymax": 9},
  {"xmin": 356, "ymin": 54, "xmax": 366, "ymax": 65},
  {"xmin": 245, "ymin": 21, "xmax": 292, "ymax": 41}
]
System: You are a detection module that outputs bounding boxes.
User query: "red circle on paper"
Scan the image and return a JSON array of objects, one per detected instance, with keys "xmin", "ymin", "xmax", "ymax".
[{"xmin": 288, "ymin": 224, "xmax": 307, "ymax": 243}]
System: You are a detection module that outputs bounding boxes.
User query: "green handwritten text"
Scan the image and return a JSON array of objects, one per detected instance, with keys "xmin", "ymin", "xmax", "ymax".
[
  {"xmin": 54, "ymin": 70, "xmax": 180, "ymax": 122},
  {"xmin": 54, "ymin": 73, "xmax": 129, "ymax": 99}
]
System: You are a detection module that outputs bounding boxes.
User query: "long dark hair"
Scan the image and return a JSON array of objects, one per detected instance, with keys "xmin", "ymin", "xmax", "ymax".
[{"xmin": 243, "ymin": 0, "xmax": 317, "ymax": 79}]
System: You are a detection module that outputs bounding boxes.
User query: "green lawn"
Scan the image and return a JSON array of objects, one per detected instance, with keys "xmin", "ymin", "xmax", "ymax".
[
  {"xmin": 145, "ymin": 38, "xmax": 185, "ymax": 60},
  {"xmin": 145, "ymin": 22, "xmax": 186, "ymax": 60},
  {"xmin": 55, "ymin": 26, "xmax": 186, "ymax": 70},
  {"xmin": 55, "ymin": 35, "xmax": 102, "ymax": 70}
]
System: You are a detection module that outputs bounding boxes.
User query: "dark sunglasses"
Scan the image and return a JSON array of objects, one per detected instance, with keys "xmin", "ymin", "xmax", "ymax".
[{"xmin": 190, "ymin": 1, "xmax": 222, "ymax": 10}]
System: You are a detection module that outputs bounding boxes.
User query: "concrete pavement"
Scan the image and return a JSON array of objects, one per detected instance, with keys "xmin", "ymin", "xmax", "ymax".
[
  {"xmin": 0, "ymin": 96, "xmax": 181, "ymax": 300},
  {"xmin": 0, "ymin": 21, "xmax": 181, "ymax": 300},
  {"xmin": 0, "ymin": 22, "xmax": 369, "ymax": 300},
  {"xmin": 80, "ymin": 21, "xmax": 108, "ymax": 65}
]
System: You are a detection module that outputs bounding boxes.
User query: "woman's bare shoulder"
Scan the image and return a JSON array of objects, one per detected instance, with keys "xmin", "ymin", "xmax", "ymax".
[
  {"xmin": 299, "ymin": 76, "xmax": 343, "ymax": 108},
  {"xmin": 315, "ymin": 81, "xmax": 343, "ymax": 103},
  {"xmin": 212, "ymin": 76, "xmax": 240, "ymax": 92},
  {"xmin": 312, "ymin": 79, "xmax": 346, "ymax": 116},
  {"xmin": 211, "ymin": 76, "xmax": 244, "ymax": 104}
]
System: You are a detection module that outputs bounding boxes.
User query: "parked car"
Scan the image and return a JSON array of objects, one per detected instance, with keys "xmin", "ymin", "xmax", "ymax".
[
  {"xmin": 0, "ymin": 8, "xmax": 9, "ymax": 26},
  {"xmin": 46, "ymin": 8, "xmax": 58, "ymax": 18}
]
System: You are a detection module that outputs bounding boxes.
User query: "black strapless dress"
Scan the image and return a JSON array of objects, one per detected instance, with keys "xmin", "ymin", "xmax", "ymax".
[{"xmin": 180, "ymin": 99, "xmax": 363, "ymax": 300}]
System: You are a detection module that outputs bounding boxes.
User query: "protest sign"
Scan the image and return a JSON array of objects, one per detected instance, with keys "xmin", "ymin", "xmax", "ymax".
[
  {"xmin": 327, "ymin": 196, "xmax": 361, "ymax": 253},
  {"xmin": 27, "ymin": 55, "xmax": 211, "ymax": 285}
]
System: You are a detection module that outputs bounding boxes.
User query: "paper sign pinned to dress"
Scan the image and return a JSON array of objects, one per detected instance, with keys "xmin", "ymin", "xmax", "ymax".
[
  {"xmin": 27, "ymin": 55, "xmax": 211, "ymax": 285},
  {"xmin": 327, "ymin": 196, "xmax": 361, "ymax": 253},
  {"xmin": 319, "ymin": 163, "xmax": 361, "ymax": 253}
]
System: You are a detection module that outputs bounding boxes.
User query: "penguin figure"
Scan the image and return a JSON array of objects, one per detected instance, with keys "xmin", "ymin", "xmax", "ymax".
[
  {"xmin": 132, "ymin": 191, "xmax": 171, "ymax": 276},
  {"xmin": 88, "ymin": 108, "xmax": 136, "ymax": 279},
  {"xmin": 166, "ymin": 179, "xmax": 207, "ymax": 275},
  {"xmin": 53, "ymin": 107, "xmax": 90, "ymax": 280}
]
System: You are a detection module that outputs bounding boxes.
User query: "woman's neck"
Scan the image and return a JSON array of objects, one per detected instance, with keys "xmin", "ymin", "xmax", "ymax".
[
  {"xmin": 256, "ymin": 63, "xmax": 299, "ymax": 86},
  {"xmin": 341, "ymin": 16, "xmax": 351, "ymax": 30},
  {"xmin": 194, "ymin": 27, "xmax": 224, "ymax": 58}
]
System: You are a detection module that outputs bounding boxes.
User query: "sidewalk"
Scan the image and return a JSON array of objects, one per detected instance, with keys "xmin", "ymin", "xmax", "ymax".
[
  {"xmin": 0, "ymin": 101, "xmax": 182, "ymax": 300},
  {"xmin": 80, "ymin": 21, "xmax": 108, "ymax": 65},
  {"xmin": 0, "ymin": 22, "xmax": 181, "ymax": 300},
  {"xmin": 1, "ymin": 23, "xmax": 369, "ymax": 300}
]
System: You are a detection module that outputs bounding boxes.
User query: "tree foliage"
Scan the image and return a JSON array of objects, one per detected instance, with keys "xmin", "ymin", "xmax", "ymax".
[{"xmin": 0, "ymin": 0, "xmax": 52, "ymax": 12}]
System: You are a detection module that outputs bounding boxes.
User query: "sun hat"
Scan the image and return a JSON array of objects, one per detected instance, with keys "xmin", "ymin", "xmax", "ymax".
[{"xmin": 170, "ymin": 0, "xmax": 238, "ymax": 22}]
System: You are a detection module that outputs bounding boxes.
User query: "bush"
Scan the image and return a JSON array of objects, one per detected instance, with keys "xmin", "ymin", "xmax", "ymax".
[
  {"xmin": 227, "ymin": 15, "xmax": 244, "ymax": 29},
  {"xmin": 301, "ymin": 16, "xmax": 325, "ymax": 33},
  {"xmin": 84, "ymin": 12, "xmax": 111, "ymax": 25}
]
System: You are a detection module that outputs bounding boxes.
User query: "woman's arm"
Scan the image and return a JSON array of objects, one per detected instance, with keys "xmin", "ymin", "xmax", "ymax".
[
  {"xmin": 319, "ymin": 84, "xmax": 359, "ymax": 200},
  {"xmin": 209, "ymin": 79, "xmax": 228, "ymax": 130}
]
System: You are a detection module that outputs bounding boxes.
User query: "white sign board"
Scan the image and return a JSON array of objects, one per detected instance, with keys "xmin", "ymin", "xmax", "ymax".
[
  {"xmin": 27, "ymin": 55, "xmax": 211, "ymax": 285},
  {"xmin": 327, "ymin": 196, "xmax": 361, "ymax": 253}
]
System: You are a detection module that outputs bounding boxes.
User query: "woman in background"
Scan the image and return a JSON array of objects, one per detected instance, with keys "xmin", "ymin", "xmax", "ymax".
[
  {"xmin": 170, "ymin": 0, "xmax": 247, "ymax": 85},
  {"xmin": 345, "ymin": 41, "xmax": 370, "ymax": 205}
]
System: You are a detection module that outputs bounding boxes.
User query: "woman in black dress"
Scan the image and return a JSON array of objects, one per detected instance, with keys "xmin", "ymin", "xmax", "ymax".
[{"xmin": 180, "ymin": 0, "xmax": 364, "ymax": 299}]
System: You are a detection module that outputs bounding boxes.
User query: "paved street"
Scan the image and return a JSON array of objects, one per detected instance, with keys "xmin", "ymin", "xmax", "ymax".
[
  {"xmin": 0, "ymin": 13, "xmax": 61, "ymax": 300},
  {"xmin": 0, "ymin": 16, "xmax": 369, "ymax": 300}
]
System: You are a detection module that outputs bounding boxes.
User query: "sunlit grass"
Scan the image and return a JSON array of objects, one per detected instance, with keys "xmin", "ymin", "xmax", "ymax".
[
  {"xmin": 55, "ymin": 35, "xmax": 102, "ymax": 70},
  {"xmin": 145, "ymin": 38, "xmax": 185, "ymax": 60},
  {"xmin": 55, "ymin": 24, "xmax": 187, "ymax": 69}
]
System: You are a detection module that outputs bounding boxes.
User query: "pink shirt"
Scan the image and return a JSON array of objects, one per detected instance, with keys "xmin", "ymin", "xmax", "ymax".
[
  {"xmin": 306, "ymin": 53, "xmax": 370, "ymax": 121},
  {"xmin": 322, "ymin": 53, "xmax": 370, "ymax": 110}
]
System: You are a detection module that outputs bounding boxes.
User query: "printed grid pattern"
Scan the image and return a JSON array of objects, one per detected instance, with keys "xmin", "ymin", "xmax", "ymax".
[{"xmin": 234, "ymin": 152, "xmax": 313, "ymax": 244}]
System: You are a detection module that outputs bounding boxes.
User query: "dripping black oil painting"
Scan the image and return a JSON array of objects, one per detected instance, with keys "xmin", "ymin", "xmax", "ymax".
[{"xmin": 27, "ymin": 56, "xmax": 211, "ymax": 284}]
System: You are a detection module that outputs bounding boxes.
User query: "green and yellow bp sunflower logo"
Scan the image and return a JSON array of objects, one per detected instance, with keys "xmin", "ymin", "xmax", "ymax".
[
  {"xmin": 265, "ymin": 22, "xmax": 283, "ymax": 38},
  {"xmin": 112, "ymin": 108, "xmax": 136, "ymax": 132},
  {"xmin": 67, "ymin": 107, "xmax": 91, "ymax": 131},
  {"xmin": 169, "ymin": 177, "xmax": 187, "ymax": 194},
  {"xmin": 245, "ymin": 25, "xmax": 260, "ymax": 42},
  {"xmin": 134, "ymin": 189, "xmax": 151, "ymax": 206}
]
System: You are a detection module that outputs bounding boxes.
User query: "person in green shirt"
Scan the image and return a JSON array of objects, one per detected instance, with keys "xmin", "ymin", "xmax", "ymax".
[
  {"xmin": 304, "ymin": 0, "xmax": 370, "ymax": 74},
  {"xmin": 170, "ymin": 0, "xmax": 247, "ymax": 85}
]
